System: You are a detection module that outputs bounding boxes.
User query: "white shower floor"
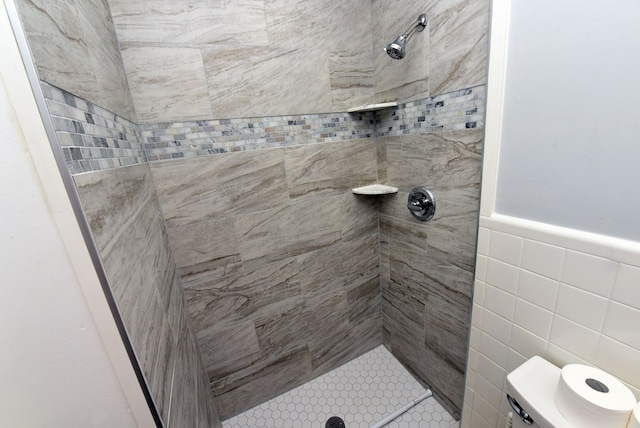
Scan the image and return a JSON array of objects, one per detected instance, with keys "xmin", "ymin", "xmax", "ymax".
[{"xmin": 222, "ymin": 345, "xmax": 459, "ymax": 428}]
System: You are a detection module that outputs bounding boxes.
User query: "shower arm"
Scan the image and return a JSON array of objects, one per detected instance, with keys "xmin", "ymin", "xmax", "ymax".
[{"xmin": 400, "ymin": 14, "xmax": 427, "ymax": 40}]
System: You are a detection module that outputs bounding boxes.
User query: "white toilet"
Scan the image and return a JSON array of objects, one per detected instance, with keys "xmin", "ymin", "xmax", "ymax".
[
  {"xmin": 506, "ymin": 356, "xmax": 574, "ymax": 427},
  {"xmin": 507, "ymin": 356, "xmax": 637, "ymax": 428}
]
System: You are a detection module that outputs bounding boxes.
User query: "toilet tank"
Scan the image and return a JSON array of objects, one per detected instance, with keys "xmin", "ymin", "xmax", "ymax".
[{"xmin": 506, "ymin": 356, "xmax": 573, "ymax": 428}]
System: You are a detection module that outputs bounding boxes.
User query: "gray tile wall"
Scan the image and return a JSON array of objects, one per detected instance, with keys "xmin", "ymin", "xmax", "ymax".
[
  {"xmin": 107, "ymin": 0, "xmax": 374, "ymax": 122},
  {"xmin": 16, "ymin": 0, "xmax": 136, "ymax": 121},
  {"xmin": 372, "ymin": 0, "xmax": 489, "ymax": 418},
  {"xmin": 73, "ymin": 165, "xmax": 221, "ymax": 428},
  {"xmin": 24, "ymin": 0, "xmax": 489, "ymax": 421},
  {"xmin": 150, "ymin": 139, "xmax": 382, "ymax": 419},
  {"xmin": 43, "ymin": 74, "xmax": 486, "ymax": 420},
  {"xmin": 16, "ymin": 1, "xmax": 222, "ymax": 425},
  {"xmin": 378, "ymin": 130, "xmax": 483, "ymax": 418}
]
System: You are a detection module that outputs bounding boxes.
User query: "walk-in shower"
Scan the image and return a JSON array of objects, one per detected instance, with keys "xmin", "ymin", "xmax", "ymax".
[{"xmin": 384, "ymin": 13, "xmax": 427, "ymax": 60}]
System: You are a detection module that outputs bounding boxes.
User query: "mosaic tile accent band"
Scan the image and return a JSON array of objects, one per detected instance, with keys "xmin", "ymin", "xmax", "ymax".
[
  {"xmin": 377, "ymin": 85, "xmax": 486, "ymax": 137},
  {"xmin": 42, "ymin": 82, "xmax": 145, "ymax": 174},
  {"xmin": 43, "ymin": 81, "xmax": 485, "ymax": 173},
  {"xmin": 140, "ymin": 113, "xmax": 376, "ymax": 161}
]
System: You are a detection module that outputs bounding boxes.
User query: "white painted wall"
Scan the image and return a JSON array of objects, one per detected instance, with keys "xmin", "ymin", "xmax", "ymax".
[
  {"xmin": 0, "ymin": 3, "xmax": 154, "ymax": 426},
  {"xmin": 495, "ymin": 0, "xmax": 640, "ymax": 242}
]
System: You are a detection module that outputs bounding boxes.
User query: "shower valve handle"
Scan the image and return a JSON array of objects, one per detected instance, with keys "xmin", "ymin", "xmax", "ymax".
[{"xmin": 407, "ymin": 187, "xmax": 436, "ymax": 221}]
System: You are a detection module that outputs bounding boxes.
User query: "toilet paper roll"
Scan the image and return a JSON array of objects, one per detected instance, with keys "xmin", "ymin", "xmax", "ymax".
[
  {"xmin": 627, "ymin": 402, "xmax": 640, "ymax": 428},
  {"xmin": 554, "ymin": 364, "xmax": 636, "ymax": 428}
]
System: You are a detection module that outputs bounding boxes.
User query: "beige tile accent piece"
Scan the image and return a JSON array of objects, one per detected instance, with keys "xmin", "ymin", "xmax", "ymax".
[
  {"xmin": 150, "ymin": 148, "xmax": 289, "ymax": 228},
  {"xmin": 108, "ymin": 0, "xmax": 269, "ymax": 45},
  {"xmin": 203, "ymin": 45, "xmax": 333, "ymax": 118},
  {"xmin": 427, "ymin": 0, "xmax": 490, "ymax": 95},
  {"xmin": 120, "ymin": 45, "xmax": 212, "ymax": 123}
]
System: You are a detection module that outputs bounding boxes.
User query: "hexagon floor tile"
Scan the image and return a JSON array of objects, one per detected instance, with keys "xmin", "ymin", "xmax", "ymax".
[{"xmin": 222, "ymin": 345, "xmax": 459, "ymax": 427}]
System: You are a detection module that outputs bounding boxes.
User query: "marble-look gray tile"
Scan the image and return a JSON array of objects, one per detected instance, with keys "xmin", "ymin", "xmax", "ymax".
[
  {"xmin": 150, "ymin": 317, "xmax": 175, "ymax": 423},
  {"xmin": 235, "ymin": 196, "xmax": 343, "ymax": 270},
  {"xmin": 166, "ymin": 270, "xmax": 185, "ymax": 344},
  {"xmin": 305, "ymin": 290, "xmax": 349, "ymax": 369},
  {"xmin": 426, "ymin": 0, "xmax": 490, "ymax": 95},
  {"xmin": 108, "ymin": 0, "xmax": 269, "ymax": 45},
  {"xmin": 341, "ymin": 193, "xmax": 379, "ymax": 241},
  {"xmin": 284, "ymin": 139, "xmax": 378, "ymax": 200},
  {"xmin": 347, "ymin": 276, "xmax": 381, "ymax": 325},
  {"xmin": 16, "ymin": 0, "xmax": 136, "ymax": 120},
  {"xmin": 329, "ymin": 51, "xmax": 375, "ymax": 111},
  {"xmin": 184, "ymin": 258, "xmax": 301, "ymax": 333},
  {"xmin": 168, "ymin": 325, "xmax": 199, "ymax": 428},
  {"xmin": 263, "ymin": 0, "xmax": 371, "ymax": 52},
  {"xmin": 377, "ymin": 137, "xmax": 388, "ymax": 184},
  {"xmin": 167, "ymin": 217, "xmax": 243, "ymax": 286},
  {"xmin": 150, "ymin": 149, "xmax": 289, "ymax": 228},
  {"xmin": 196, "ymin": 356, "xmax": 221, "ymax": 428},
  {"xmin": 126, "ymin": 284, "xmax": 166, "ymax": 389},
  {"xmin": 203, "ymin": 45, "xmax": 333, "ymax": 118},
  {"xmin": 74, "ymin": 165, "xmax": 160, "ymax": 322},
  {"xmin": 120, "ymin": 45, "xmax": 212, "ymax": 123},
  {"xmin": 309, "ymin": 295, "xmax": 381, "ymax": 379},
  {"xmin": 423, "ymin": 268, "xmax": 472, "ymax": 374},
  {"xmin": 197, "ymin": 321, "xmax": 262, "ymax": 381},
  {"xmin": 213, "ymin": 346, "xmax": 313, "ymax": 420},
  {"xmin": 372, "ymin": 0, "xmax": 430, "ymax": 103},
  {"xmin": 296, "ymin": 234, "xmax": 379, "ymax": 298},
  {"xmin": 423, "ymin": 130, "xmax": 483, "ymax": 207},
  {"xmin": 254, "ymin": 296, "xmax": 308, "ymax": 357},
  {"xmin": 75, "ymin": 0, "xmax": 137, "ymax": 120},
  {"xmin": 385, "ymin": 135, "xmax": 430, "ymax": 192},
  {"xmin": 419, "ymin": 343, "xmax": 465, "ymax": 420},
  {"xmin": 380, "ymin": 212, "xmax": 428, "ymax": 252},
  {"xmin": 426, "ymin": 199, "xmax": 480, "ymax": 273}
]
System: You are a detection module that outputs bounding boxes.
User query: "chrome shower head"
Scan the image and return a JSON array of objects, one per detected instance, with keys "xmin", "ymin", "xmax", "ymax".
[
  {"xmin": 385, "ymin": 35, "xmax": 407, "ymax": 60},
  {"xmin": 384, "ymin": 13, "xmax": 427, "ymax": 60}
]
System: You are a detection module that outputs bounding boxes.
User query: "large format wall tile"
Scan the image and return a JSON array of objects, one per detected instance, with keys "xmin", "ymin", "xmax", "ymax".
[
  {"xmin": 120, "ymin": 45, "xmax": 212, "ymax": 123},
  {"xmin": 108, "ymin": 0, "xmax": 269, "ymax": 46},
  {"xmin": 372, "ymin": 0, "xmax": 430, "ymax": 103},
  {"xmin": 380, "ymin": 128, "xmax": 482, "ymax": 418},
  {"xmin": 74, "ymin": 164, "xmax": 221, "ymax": 427},
  {"xmin": 151, "ymin": 148, "xmax": 289, "ymax": 228},
  {"xmin": 16, "ymin": 0, "xmax": 136, "ymax": 120},
  {"xmin": 426, "ymin": 0, "xmax": 490, "ymax": 95},
  {"xmin": 105, "ymin": 0, "xmax": 375, "ymax": 120},
  {"xmin": 152, "ymin": 139, "xmax": 381, "ymax": 418},
  {"xmin": 203, "ymin": 45, "xmax": 334, "ymax": 119}
]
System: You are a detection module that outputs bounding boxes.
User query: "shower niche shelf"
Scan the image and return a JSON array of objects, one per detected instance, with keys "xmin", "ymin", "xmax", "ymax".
[
  {"xmin": 352, "ymin": 184, "xmax": 398, "ymax": 195},
  {"xmin": 347, "ymin": 102, "xmax": 397, "ymax": 113}
]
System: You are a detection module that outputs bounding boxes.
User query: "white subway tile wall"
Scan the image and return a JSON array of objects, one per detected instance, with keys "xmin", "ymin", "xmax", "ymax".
[{"xmin": 462, "ymin": 214, "xmax": 640, "ymax": 428}]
